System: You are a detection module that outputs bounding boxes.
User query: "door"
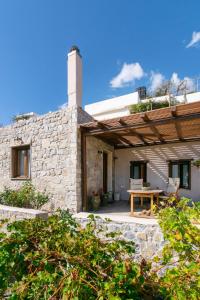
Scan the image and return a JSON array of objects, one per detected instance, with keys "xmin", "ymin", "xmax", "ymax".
[
  {"xmin": 130, "ymin": 161, "xmax": 147, "ymax": 182},
  {"xmin": 103, "ymin": 152, "xmax": 108, "ymax": 193}
]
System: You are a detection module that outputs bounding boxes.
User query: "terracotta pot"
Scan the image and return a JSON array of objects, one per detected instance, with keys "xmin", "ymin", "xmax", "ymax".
[{"xmin": 92, "ymin": 195, "xmax": 101, "ymax": 210}]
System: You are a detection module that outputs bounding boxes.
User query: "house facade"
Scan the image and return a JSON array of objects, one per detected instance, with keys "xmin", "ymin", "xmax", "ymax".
[{"xmin": 0, "ymin": 47, "xmax": 200, "ymax": 213}]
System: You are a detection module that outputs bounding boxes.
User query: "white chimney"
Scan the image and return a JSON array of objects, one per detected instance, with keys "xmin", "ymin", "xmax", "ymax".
[{"xmin": 67, "ymin": 46, "xmax": 82, "ymax": 107}]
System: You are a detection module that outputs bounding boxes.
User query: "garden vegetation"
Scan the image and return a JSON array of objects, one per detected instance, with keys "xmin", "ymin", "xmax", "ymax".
[
  {"xmin": 0, "ymin": 198, "xmax": 199, "ymax": 299},
  {"xmin": 0, "ymin": 183, "xmax": 49, "ymax": 209}
]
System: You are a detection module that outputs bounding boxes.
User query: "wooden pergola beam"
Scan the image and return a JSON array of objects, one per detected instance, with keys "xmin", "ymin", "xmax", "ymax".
[
  {"xmin": 141, "ymin": 113, "xmax": 166, "ymax": 143},
  {"xmin": 115, "ymin": 137, "xmax": 200, "ymax": 149},
  {"xmin": 96, "ymin": 121, "xmax": 108, "ymax": 129},
  {"xmin": 98, "ymin": 120, "xmax": 136, "ymax": 146},
  {"xmin": 118, "ymin": 118, "xmax": 127, "ymax": 126},
  {"xmin": 171, "ymin": 107, "xmax": 184, "ymax": 141},
  {"xmin": 112, "ymin": 133, "xmax": 134, "ymax": 147},
  {"xmin": 84, "ymin": 112, "xmax": 200, "ymax": 136},
  {"xmin": 126, "ymin": 129, "xmax": 149, "ymax": 145},
  {"xmin": 171, "ymin": 106, "xmax": 177, "ymax": 117}
]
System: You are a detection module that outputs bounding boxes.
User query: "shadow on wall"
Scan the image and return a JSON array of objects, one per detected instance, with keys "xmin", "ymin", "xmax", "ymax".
[{"xmin": 115, "ymin": 142, "xmax": 200, "ymax": 201}]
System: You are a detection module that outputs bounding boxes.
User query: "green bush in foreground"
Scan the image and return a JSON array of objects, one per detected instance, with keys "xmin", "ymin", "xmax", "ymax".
[
  {"xmin": 0, "ymin": 198, "xmax": 199, "ymax": 299},
  {"xmin": 0, "ymin": 182, "xmax": 49, "ymax": 209}
]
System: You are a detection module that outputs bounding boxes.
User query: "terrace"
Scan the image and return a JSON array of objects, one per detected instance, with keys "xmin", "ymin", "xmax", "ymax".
[{"xmin": 80, "ymin": 101, "xmax": 200, "ymax": 218}]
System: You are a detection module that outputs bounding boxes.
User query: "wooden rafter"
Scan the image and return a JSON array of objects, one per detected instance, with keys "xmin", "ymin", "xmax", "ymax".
[
  {"xmin": 112, "ymin": 133, "xmax": 134, "ymax": 147},
  {"xmin": 140, "ymin": 113, "xmax": 166, "ymax": 143},
  {"xmin": 98, "ymin": 120, "xmax": 147, "ymax": 146},
  {"xmin": 85, "ymin": 111, "xmax": 200, "ymax": 136},
  {"xmin": 118, "ymin": 118, "xmax": 127, "ymax": 126},
  {"xmin": 82, "ymin": 101, "xmax": 200, "ymax": 148},
  {"xmin": 125, "ymin": 129, "xmax": 149, "ymax": 145},
  {"xmin": 96, "ymin": 121, "xmax": 108, "ymax": 129},
  {"xmin": 171, "ymin": 107, "xmax": 184, "ymax": 141},
  {"xmin": 115, "ymin": 137, "xmax": 200, "ymax": 149}
]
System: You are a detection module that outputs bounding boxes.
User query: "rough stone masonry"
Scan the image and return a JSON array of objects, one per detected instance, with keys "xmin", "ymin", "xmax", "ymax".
[{"xmin": 0, "ymin": 105, "xmax": 92, "ymax": 212}]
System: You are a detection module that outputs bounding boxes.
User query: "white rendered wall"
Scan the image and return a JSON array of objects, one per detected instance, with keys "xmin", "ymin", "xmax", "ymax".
[
  {"xmin": 93, "ymin": 108, "xmax": 130, "ymax": 121},
  {"xmin": 85, "ymin": 92, "xmax": 200, "ymax": 121},
  {"xmin": 85, "ymin": 92, "xmax": 139, "ymax": 120},
  {"xmin": 185, "ymin": 92, "xmax": 200, "ymax": 103},
  {"xmin": 114, "ymin": 141, "xmax": 200, "ymax": 202},
  {"xmin": 68, "ymin": 50, "xmax": 82, "ymax": 107}
]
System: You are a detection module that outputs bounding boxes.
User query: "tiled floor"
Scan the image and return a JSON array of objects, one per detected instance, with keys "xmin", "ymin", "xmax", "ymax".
[
  {"xmin": 96, "ymin": 200, "xmax": 151, "ymax": 216},
  {"xmin": 78, "ymin": 199, "xmax": 199, "ymax": 225},
  {"xmin": 75, "ymin": 200, "xmax": 157, "ymax": 224}
]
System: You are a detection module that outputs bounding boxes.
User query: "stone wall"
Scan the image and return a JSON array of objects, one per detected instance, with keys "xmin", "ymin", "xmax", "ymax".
[
  {"xmin": 0, "ymin": 204, "xmax": 48, "ymax": 220},
  {"xmin": 0, "ymin": 106, "xmax": 92, "ymax": 212},
  {"xmin": 76, "ymin": 215, "xmax": 164, "ymax": 260},
  {"xmin": 0, "ymin": 205, "xmax": 164, "ymax": 260}
]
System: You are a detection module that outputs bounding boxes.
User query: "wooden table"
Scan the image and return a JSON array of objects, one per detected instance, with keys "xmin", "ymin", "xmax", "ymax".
[{"xmin": 127, "ymin": 189, "xmax": 163, "ymax": 216}]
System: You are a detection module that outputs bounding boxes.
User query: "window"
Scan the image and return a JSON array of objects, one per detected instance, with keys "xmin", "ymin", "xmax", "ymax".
[
  {"xmin": 168, "ymin": 160, "xmax": 191, "ymax": 189},
  {"xmin": 130, "ymin": 161, "xmax": 147, "ymax": 182},
  {"xmin": 11, "ymin": 146, "xmax": 31, "ymax": 179}
]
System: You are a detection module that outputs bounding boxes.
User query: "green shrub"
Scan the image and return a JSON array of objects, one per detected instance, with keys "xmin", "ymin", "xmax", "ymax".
[
  {"xmin": 154, "ymin": 198, "xmax": 200, "ymax": 299},
  {"xmin": 0, "ymin": 198, "xmax": 199, "ymax": 299},
  {"xmin": 129, "ymin": 101, "xmax": 152, "ymax": 113},
  {"xmin": 0, "ymin": 182, "xmax": 49, "ymax": 209},
  {"xmin": 129, "ymin": 99, "xmax": 178, "ymax": 114},
  {"xmin": 0, "ymin": 212, "xmax": 159, "ymax": 299}
]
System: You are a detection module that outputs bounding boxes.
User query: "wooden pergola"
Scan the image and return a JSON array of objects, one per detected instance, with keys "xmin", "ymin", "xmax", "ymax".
[
  {"xmin": 81, "ymin": 101, "xmax": 200, "ymax": 211},
  {"xmin": 81, "ymin": 101, "xmax": 200, "ymax": 148}
]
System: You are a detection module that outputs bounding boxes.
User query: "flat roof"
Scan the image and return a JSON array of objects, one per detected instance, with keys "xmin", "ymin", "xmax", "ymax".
[{"xmin": 85, "ymin": 92, "xmax": 138, "ymax": 116}]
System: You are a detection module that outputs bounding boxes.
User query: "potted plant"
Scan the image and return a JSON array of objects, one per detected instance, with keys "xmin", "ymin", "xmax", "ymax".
[
  {"xmin": 91, "ymin": 191, "xmax": 101, "ymax": 211},
  {"xmin": 102, "ymin": 192, "xmax": 109, "ymax": 205},
  {"xmin": 142, "ymin": 182, "xmax": 151, "ymax": 191}
]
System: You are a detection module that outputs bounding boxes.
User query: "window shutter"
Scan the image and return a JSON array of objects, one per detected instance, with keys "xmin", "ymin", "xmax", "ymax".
[
  {"xmin": 24, "ymin": 150, "xmax": 28, "ymax": 178},
  {"xmin": 12, "ymin": 149, "xmax": 17, "ymax": 178}
]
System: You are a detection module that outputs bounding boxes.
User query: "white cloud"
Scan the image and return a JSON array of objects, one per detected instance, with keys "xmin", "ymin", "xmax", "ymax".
[
  {"xmin": 184, "ymin": 76, "xmax": 195, "ymax": 92},
  {"xmin": 110, "ymin": 62, "xmax": 144, "ymax": 88},
  {"xmin": 186, "ymin": 31, "xmax": 200, "ymax": 48},
  {"xmin": 171, "ymin": 72, "xmax": 195, "ymax": 92},
  {"xmin": 171, "ymin": 72, "xmax": 181, "ymax": 86},
  {"xmin": 149, "ymin": 72, "xmax": 165, "ymax": 92}
]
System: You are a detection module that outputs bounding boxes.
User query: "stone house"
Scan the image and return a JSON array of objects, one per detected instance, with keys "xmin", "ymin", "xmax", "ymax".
[{"xmin": 0, "ymin": 46, "xmax": 200, "ymax": 213}]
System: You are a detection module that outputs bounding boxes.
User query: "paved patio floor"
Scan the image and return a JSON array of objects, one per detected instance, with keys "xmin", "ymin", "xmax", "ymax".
[{"xmin": 75, "ymin": 200, "xmax": 158, "ymax": 225}]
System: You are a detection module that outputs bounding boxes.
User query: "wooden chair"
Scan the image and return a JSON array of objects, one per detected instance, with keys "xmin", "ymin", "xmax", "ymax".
[
  {"xmin": 159, "ymin": 177, "xmax": 180, "ymax": 201},
  {"xmin": 129, "ymin": 178, "xmax": 143, "ymax": 206}
]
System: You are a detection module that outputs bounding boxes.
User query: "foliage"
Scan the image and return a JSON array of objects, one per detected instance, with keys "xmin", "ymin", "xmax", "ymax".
[
  {"xmin": 143, "ymin": 182, "xmax": 150, "ymax": 188},
  {"xmin": 0, "ymin": 211, "xmax": 160, "ymax": 300},
  {"xmin": 193, "ymin": 159, "xmax": 200, "ymax": 167},
  {"xmin": 0, "ymin": 198, "xmax": 199, "ymax": 299},
  {"xmin": 129, "ymin": 100, "xmax": 172, "ymax": 114},
  {"xmin": 0, "ymin": 182, "xmax": 49, "ymax": 209},
  {"xmin": 129, "ymin": 101, "xmax": 152, "ymax": 113},
  {"xmin": 154, "ymin": 197, "xmax": 200, "ymax": 299}
]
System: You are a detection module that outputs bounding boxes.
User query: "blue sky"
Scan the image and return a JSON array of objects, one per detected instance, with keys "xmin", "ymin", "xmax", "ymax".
[{"xmin": 0, "ymin": 0, "xmax": 200, "ymax": 124}]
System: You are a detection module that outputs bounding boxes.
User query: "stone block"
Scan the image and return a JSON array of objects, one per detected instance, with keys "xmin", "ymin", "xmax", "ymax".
[{"xmin": 137, "ymin": 232, "xmax": 147, "ymax": 241}]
